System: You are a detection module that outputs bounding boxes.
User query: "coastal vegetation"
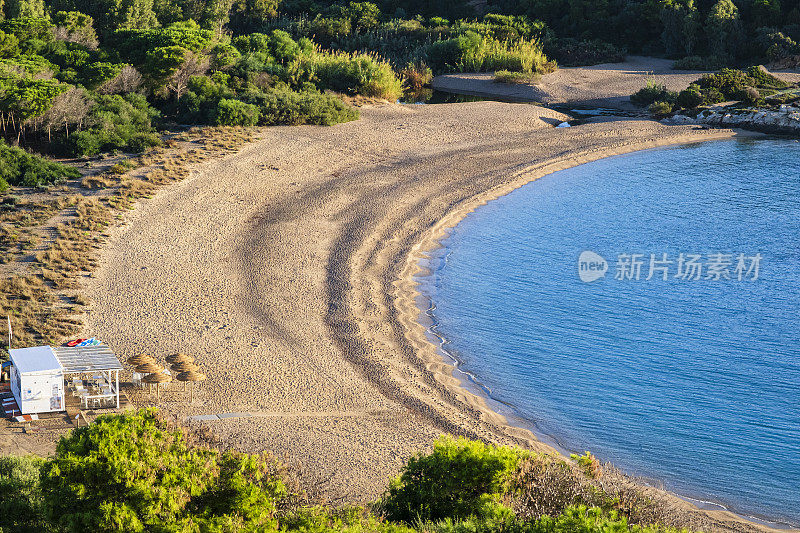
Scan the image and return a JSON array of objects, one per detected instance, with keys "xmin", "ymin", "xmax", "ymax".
[
  {"xmin": 0, "ymin": 409, "xmax": 701, "ymax": 533},
  {"xmin": 631, "ymin": 66, "xmax": 798, "ymax": 114}
]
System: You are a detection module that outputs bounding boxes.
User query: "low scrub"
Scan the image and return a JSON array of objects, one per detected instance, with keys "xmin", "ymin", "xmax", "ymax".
[
  {"xmin": 494, "ymin": 70, "xmax": 540, "ymax": 84},
  {"xmin": 0, "ymin": 140, "xmax": 80, "ymax": 190},
  {"xmin": 214, "ymin": 98, "xmax": 260, "ymax": 126},
  {"xmin": 671, "ymin": 66, "xmax": 790, "ymax": 110},
  {"xmin": 251, "ymin": 88, "xmax": 360, "ymax": 126},
  {"xmin": 630, "ymin": 79, "xmax": 678, "ymax": 108}
]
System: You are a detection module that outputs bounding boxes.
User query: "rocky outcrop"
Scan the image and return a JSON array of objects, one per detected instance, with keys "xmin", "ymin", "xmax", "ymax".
[{"xmin": 665, "ymin": 104, "xmax": 800, "ymax": 134}]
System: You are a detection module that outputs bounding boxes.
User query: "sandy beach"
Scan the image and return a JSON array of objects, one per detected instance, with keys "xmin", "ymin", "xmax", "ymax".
[
  {"xmin": 85, "ymin": 106, "xmax": 732, "ymax": 492},
  {"xmin": 76, "ymin": 58, "xmax": 797, "ymax": 530},
  {"xmin": 432, "ymin": 56, "xmax": 800, "ymax": 110}
]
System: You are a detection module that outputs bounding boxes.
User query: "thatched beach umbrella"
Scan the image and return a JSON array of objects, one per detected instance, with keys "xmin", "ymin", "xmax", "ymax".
[
  {"xmin": 142, "ymin": 372, "xmax": 172, "ymax": 399},
  {"xmin": 135, "ymin": 362, "xmax": 163, "ymax": 374},
  {"xmin": 170, "ymin": 361, "xmax": 199, "ymax": 373},
  {"xmin": 127, "ymin": 354, "xmax": 156, "ymax": 366},
  {"xmin": 166, "ymin": 353, "xmax": 194, "ymax": 364},
  {"xmin": 176, "ymin": 371, "xmax": 206, "ymax": 402}
]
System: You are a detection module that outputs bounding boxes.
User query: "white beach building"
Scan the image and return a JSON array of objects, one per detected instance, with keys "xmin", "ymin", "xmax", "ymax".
[
  {"xmin": 8, "ymin": 346, "xmax": 64, "ymax": 415},
  {"xmin": 7, "ymin": 344, "xmax": 123, "ymax": 415}
]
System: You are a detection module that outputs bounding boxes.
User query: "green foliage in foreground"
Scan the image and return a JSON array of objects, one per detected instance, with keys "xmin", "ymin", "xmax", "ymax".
[
  {"xmin": 40, "ymin": 408, "xmax": 288, "ymax": 532},
  {"xmin": 0, "ymin": 455, "xmax": 50, "ymax": 532},
  {"xmin": 0, "ymin": 140, "xmax": 80, "ymax": 190},
  {"xmin": 380, "ymin": 436, "xmax": 525, "ymax": 524},
  {"xmin": 0, "ymin": 410, "xmax": 694, "ymax": 533}
]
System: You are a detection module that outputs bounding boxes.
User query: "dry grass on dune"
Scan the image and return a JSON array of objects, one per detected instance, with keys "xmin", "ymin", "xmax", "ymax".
[{"xmin": 0, "ymin": 126, "xmax": 258, "ymax": 349}]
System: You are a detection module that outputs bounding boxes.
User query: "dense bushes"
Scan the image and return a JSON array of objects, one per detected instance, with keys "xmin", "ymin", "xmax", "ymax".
[
  {"xmin": 426, "ymin": 31, "xmax": 554, "ymax": 74},
  {"xmin": 253, "ymin": 88, "xmax": 360, "ymax": 126},
  {"xmin": 59, "ymin": 93, "xmax": 161, "ymax": 156},
  {"xmin": 630, "ymin": 79, "xmax": 678, "ymax": 108},
  {"xmin": 215, "ymin": 97, "xmax": 260, "ymax": 125},
  {"xmin": 39, "ymin": 408, "xmax": 289, "ymax": 532},
  {"xmin": 0, "ymin": 455, "xmax": 48, "ymax": 532},
  {"xmin": 632, "ymin": 65, "xmax": 793, "ymax": 114},
  {"xmin": 0, "ymin": 410, "xmax": 713, "ymax": 533},
  {"xmin": 0, "ymin": 140, "xmax": 80, "ymax": 190},
  {"xmin": 380, "ymin": 436, "xmax": 525, "ymax": 523}
]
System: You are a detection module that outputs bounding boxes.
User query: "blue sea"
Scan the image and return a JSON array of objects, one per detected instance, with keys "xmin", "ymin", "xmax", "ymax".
[{"xmin": 420, "ymin": 138, "xmax": 800, "ymax": 525}]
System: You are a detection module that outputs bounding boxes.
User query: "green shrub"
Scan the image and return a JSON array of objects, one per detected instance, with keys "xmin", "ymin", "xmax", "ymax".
[
  {"xmin": 648, "ymin": 101, "xmax": 674, "ymax": 115},
  {"xmin": 426, "ymin": 31, "xmax": 554, "ymax": 74},
  {"xmin": 745, "ymin": 65, "xmax": 788, "ymax": 90},
  {"xmin": 701, "ymin": 87, "xmax": 725, "ymax": 105},
  {"xmin": 494, "ymin": 70, "xmax": 540, "ymax": 84},
  {"xmin": 296, "ymin": 49, "xmax": 404, "ymax": 100},
  {"xmin": 686, "ymin": 67, "xmax": 787, "ymax": 105},
  {"xmin": 253, "ymin": 88, "xmax": 359, "ymax": 126},
  {"xmin": 696, "ymin": 68, "xmax": 756, "ymax": 100},
  {"xmin": 282, "ymin": 506, "xmax": 415, "ymax": 533},
  {"xmin": 0, "ymin": 455, "xmax": 49, "ymax": 532},
  {"xmin": 379, "ymin": 436, "xmax": 526, "ymax": 524},
  {"xmin": 215, "ymin": 98, "xmax": 261, "ymax": 126},
  {"xmin": 270, "ymin": 29, "xmax": 302, "ymax": 64},
  {"xmin": 60, "ymin": 93, "xmax": 161, "ymax": 156},
  {"xmin": 531, "ymin": 505, "xmax": 676, "ymax": 533},
  {"xmin": 40, "ymin": 408, "xmax": 289, "ymax": 533},
  {"xmin": 676, "ymin": 84, "xmax": 704, "ymax": 109},
  {"xmin": 735, "ymin": 86, "xmax": 761, "ymax": 106},
  {"xmin": 0, "ymin": 140, "xmax": 80, "ymax": 187},
  {"xmin": 630, "ymin": 79, "xmax": 678, "ymax": 107},
  {"xmin": 179, "ymin": 75, "xmax": 236, "ymax": 123}
]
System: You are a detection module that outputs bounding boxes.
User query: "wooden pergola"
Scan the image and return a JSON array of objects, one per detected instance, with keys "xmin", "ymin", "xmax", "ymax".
[{"xmin": 53, "ymin": 345, "xmax": 123, "ymax": 409}]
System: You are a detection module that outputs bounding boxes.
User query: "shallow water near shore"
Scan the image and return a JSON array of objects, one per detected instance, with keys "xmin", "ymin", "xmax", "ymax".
[{"xmin": 419, "ymin": 138, "xmax": 800, "ymax": 525}]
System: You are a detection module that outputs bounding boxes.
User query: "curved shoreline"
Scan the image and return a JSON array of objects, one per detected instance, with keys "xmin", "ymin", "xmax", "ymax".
[
  {"xmin": 404, "ymin": 139, "xmax": 800, "ymax": 531},
  {"xmin": 82, "ymin": 100, "xmax": 785, "ymax": 532},
  {"xmin": 390, "ymin": 130, "xmax": 800, "ymax": 531}
]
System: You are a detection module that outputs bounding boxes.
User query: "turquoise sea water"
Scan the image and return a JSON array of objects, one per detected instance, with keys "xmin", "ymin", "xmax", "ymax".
[{"xmin": 420, "ymin": 138, "xmax": 800, "ymax": 525}]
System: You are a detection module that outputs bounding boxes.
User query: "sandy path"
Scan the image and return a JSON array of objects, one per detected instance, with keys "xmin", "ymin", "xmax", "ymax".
[
  {"xmin": 432, "ymin": 56, "xmax": 800, "ymax": 110},
  {"xmin": 84, "ymin": 101, "xmax": 745, "ymax": 522}
]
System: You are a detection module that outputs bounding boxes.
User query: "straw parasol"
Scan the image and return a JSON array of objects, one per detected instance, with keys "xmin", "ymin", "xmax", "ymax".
[
  {"xmin": 127, "ymin": 354, "xmax": 156, "ymax": 366},
  {"xmin": 135, "ymin": 362, "xmax": 163, "ymax": 374},
  {"xmin": 166, "ymin": 353, "xmax": 194, "ymax": 364},
  {"xmin": 142, "ymin": 372, "xmax": 172, "ymax": 399},
  {"xmin": 170, "ymin": 361, "xmax": 199, "ymax": 373},
  {"xmin": 175, "ymin": 370, "xmax": 206, "ymax": 402}
]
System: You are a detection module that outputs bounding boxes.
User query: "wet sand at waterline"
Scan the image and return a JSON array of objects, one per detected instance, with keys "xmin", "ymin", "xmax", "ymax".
[{"xmin": 83, "ymin": 101, "xmax": 765, "ymax": 528}]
